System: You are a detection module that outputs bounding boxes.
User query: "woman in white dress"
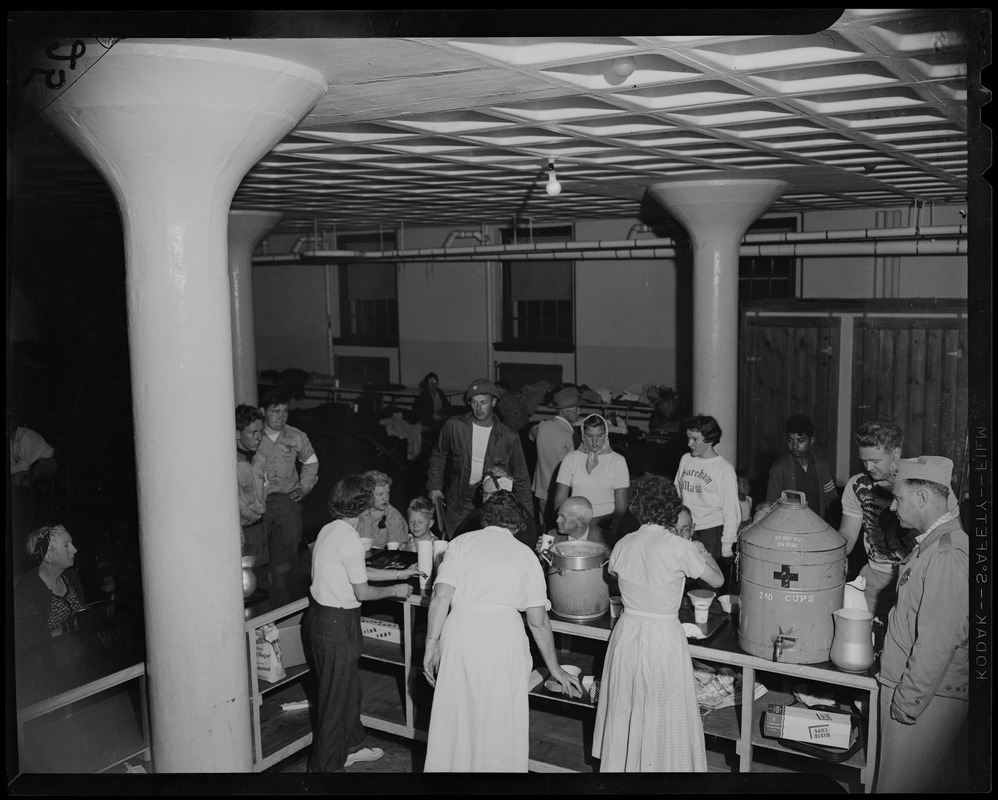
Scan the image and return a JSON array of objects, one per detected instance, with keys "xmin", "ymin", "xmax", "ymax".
[
  {"xmin": 422, "ymin": 490, "xmax": 582, "ymax": 772},
  {"xmin": 592, "ymin": 474, "xmax": 724, "ymax": 772}
]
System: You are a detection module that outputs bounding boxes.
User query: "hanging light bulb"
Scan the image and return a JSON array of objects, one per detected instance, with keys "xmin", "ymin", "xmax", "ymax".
[
  {"xmin": 611, "ymin": 57, "xmax": 636, "ymax": 79},
  {"xmin": 545, "ymin": 160, "xmax": 562, "ymax": 196}
]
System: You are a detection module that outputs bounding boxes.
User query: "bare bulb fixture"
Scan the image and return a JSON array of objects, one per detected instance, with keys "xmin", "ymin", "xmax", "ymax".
[
  {"xmin": 545, "ymin": 161, "xmax": 562, "ymax": 196},
  {"xmin": 610, "ymin": 57, "xmax": 635, "ymax": 79}
]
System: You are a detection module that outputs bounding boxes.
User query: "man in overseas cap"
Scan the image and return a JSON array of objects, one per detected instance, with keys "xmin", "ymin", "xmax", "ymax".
[
  {"xmin": 874, "ymin": 455, "xmax": 968, "ymax": 792},
  {"xmin": 529, "ymin": 386, "xmax": 583, "ymax": 529},
  {"xmin": 428, "ymin": 378, "xmax": 532, "ymax": 537}
]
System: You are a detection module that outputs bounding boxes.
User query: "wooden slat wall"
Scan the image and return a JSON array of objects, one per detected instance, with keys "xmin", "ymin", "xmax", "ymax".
[
  {"xmin": 738, "ymin": 316, "xmax": 841, "ymax": 486},
  {"xmin": 851, "ymin": 317, "xmax": 968, "ymax": 484}
]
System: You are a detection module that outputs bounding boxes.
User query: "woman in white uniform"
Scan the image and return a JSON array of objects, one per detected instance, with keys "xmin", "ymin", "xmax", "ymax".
[
  {"xmin": 422, "ymin": 490, "xmax": 582, "ymax": 771},
  {"xmin": 592, "ymin": 474, "xmax": 724, "ymax": 772}
]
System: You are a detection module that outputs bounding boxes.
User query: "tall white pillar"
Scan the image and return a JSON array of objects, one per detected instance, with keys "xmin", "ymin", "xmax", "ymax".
[
  {"xmin": 649, "ymin": 179, "xmax": 787, "ymax": 460},
  {"xmin": 44, "ymin": 42, "xmax": 325, "ymax": 772},
  {"xmin": 229, "ymin": 210, "xmax": 282, "ymax": 407}
]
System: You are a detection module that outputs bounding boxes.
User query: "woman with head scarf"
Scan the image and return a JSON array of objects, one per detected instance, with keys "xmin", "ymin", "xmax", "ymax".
[
  {"xmin": 14, "ymin": 524, "xmax": 87, "ymax": 646},
  {"xmin": 552, "ymin": 414, "xmax": 630, "ymax": 545}
]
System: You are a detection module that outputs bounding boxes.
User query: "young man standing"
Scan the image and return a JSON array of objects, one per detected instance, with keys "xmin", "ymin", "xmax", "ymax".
[
  {"xmin": 256, "ymin": 391, "xmax": 319, "ymax": 579},
  {"xmin": 235, "ymin": 404, "xmax": 269, "ymax": 570},
  {"xmin": 427, "ymin": 378, "xmax": 532, "ymax": 538},
  {"xmin": 765, "ymin": 413, "xmax": 839, "ymax": 521},
  {"xmin": 838, "ymin": 419, "xmax": 958, "ymax": 621}
]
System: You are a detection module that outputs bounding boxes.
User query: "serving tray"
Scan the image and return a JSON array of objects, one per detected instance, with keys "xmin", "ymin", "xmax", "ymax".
[{"xmin": 365, "ymin": 548, "xmax": 418, "ymax": 570}]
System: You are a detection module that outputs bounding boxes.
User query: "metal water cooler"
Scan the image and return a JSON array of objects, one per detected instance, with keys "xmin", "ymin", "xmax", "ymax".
[{"xmin": 738, "ymin": 491, "xmax": 847, "ymax": 664}]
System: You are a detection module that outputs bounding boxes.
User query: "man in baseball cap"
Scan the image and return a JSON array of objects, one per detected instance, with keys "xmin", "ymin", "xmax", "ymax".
[
  {"xmin": 427, "ymin": 378, "xmax": 532, "ymax": 536},
  {"xmin": 464, "ymin": 378, "xmax": 499, "ymax": 402},
  {"xmin": 875, "ymin": 454, "xmax": 968, "ymax": 792}
]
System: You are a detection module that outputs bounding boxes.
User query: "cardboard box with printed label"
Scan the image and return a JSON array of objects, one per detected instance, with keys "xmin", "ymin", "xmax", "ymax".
[
  {"xmin": 360, "ymin": 616, "xmax": 401, "ymax": 644},
  {"xmin": 763, "ymin": 704, "xmax": 852, "ymax": 749}
]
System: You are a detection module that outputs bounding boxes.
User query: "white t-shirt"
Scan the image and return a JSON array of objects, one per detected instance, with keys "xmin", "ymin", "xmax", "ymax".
[
  {"xmin": 469, "ymin": 423, "xmax": 492, "ymax": 485},
  {"xmin": 309, "ymin": 519, "xmax": 368, "ymax": 608},
  {"xmin": 555, "ymin": 450, "xmax": 630, "ymax": 517}
]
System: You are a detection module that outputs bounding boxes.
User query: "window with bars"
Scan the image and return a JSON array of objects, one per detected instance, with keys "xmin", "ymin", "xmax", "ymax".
[
  {"xmin": 336, "ymin": 232, "xmax": 399, "ymax": 346},
  {"xmin": 739, "ymin": 217, "xmax": 798, "ymax": 302},
  {"xmin": 498, "ymin": 224, "xmax": 575, "ymax": 352}
]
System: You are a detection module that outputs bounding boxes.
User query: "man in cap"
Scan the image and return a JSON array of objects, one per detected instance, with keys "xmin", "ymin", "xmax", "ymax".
[
  {"xmin": 529, "ymin": 386, "xmax": 583, "ymax": 530},
  {"xmin": 427, "ymin": 378, "xmax": 532, "ymax": 537},
  {"xmin": 874, "ymin": 455, "xmax": 968, "ymax": 793},
  {"xmin": 838, "ymin": 419, "xmax": 958, "ymax": 621}
]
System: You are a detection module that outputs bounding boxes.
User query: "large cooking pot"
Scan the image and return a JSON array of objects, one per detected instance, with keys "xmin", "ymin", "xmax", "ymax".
[
  {"xmin": 738, "ymin": 490, "xmax": 847, "ymax": 664},
  {"xmin": 540, "ymin": 540, "xmax": 610, "ymax": 621}
]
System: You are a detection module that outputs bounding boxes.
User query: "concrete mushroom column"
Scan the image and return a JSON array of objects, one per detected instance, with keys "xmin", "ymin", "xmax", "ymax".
[
  {"xmin": 44, "ymin": 42, "xmax": 325, "ymax": 772},
  {"xmin": 229, "ymin": 210, "xmax": 283, "ymax": 407},
  {"xmin": 649, "ymin": 179, "xmax": 787, "ymax": 459}
]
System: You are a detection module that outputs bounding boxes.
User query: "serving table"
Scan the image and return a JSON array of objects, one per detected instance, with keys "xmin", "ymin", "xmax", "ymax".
[{"xmin": 243, "ymin": 552, "xmax": 879, "ymax": 789}]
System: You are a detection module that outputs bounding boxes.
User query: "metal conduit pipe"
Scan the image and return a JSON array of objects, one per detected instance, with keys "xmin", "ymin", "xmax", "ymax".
[{"xmin": 298, "ymin": 239, "xmax": 965, "ymax": 262}]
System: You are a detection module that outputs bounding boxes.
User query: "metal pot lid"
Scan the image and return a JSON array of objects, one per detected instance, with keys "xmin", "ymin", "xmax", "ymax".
[{"xmin": 549, "ymin": 540, "xmax": 608, "ymax": 558}]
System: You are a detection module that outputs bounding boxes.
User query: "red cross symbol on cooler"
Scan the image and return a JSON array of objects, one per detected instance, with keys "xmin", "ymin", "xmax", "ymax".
[{"xmin": 773, "ymin": 565, "xmax": 799, "ymax": 588}]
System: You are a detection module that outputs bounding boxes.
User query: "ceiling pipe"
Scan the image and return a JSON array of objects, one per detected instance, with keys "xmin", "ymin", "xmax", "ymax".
[
  {"xmin": 254, "ymin": 237, "xmax": 967, "ymax": 264},
  {"xmin": 258, "ymin": 223, "xmax": 966, "ymax": 261}
]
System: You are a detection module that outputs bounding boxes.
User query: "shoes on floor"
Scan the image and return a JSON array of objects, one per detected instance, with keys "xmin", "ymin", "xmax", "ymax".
[{"xmin": 345, "ymin": 747, "xmax": 385, "ymax": 767}]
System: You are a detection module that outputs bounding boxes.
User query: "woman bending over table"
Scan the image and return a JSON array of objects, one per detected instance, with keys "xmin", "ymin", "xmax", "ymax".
[{"xmin": 422, "ymin": 490, "xmax": 582, "ymax": 771}]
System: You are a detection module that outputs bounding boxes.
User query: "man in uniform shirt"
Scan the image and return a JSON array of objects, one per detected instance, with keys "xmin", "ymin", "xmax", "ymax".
[
  {"xmin": 874, "ymin": 455, "xmax": 968, "ymax": 793},
  {"xmin": 257, "ymin": 391, "xmax": 318, "ymax": 580},
  {"xmin": 427, "ymin": 378, "xmax": 532, "ymax": 538}
]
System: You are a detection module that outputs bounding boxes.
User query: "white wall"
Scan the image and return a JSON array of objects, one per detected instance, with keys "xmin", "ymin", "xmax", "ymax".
[
  {"xmin": 799, "ymin": 206, "xmax": 968, "ymax": 300},
  {"xmin": 252, "ymin": 205, "xmax": 968, "ymax": 394},
  {"xmin": 252, "ymin": 263, "xmax": 330, "ymax": 374}
]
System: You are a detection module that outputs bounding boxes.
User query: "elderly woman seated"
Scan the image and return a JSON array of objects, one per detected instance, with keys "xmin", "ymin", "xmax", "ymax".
[{"xmin": 14, "ymin": 524, "xmax": 88, "ymax": 647}]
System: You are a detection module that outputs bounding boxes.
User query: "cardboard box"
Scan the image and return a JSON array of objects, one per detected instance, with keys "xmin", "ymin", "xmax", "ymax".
[
  {"xmin": 360, "ymin": 616, "xmax": 401, "ymax": 644},
  {"xmin": 763, "ymin": 704, "xmax": 852, "ymax": 749},
  {"xmin": 275, "ymin": 616, "xmax": 307, "ymax": 669}
]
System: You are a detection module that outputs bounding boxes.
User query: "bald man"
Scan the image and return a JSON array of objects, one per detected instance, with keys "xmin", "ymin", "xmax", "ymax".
[{"xmin": 536, "ymin": 496, "xmax": 609, "ymax": 553}]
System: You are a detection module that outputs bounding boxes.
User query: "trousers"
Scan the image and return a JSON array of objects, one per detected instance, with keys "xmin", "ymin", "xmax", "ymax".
[{"xmin": 302, "ymin": 601, "xmax": 367, "ymax": 772}]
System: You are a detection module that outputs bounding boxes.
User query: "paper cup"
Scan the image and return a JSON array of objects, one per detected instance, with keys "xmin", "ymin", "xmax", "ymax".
[
  {"xmin": 561, "ymin": 665, "xmax": 582, "ymax": 679},
  {"xmin": 386, "ymin": 541, "xmax": 400, "ymax": 551},
  {"xmin": 694, "ymin": 606, "xmax": 710, "ymax": 624},
  {"xmin": 718, "ymin": 594, "xmax": 739, "ymax": 613},
  {"xmin": 609, "ymin": 596, "xmax": 623, "ymax": 621},
  {"xmin": 582, "ymin": 675, "xmax": 595, "ymax": 694}
]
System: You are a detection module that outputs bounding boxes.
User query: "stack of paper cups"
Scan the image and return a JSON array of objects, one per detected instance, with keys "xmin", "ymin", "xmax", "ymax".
[{"xmin": 417, "ymin": 540, "xmax": 434, "ymax": 590}]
